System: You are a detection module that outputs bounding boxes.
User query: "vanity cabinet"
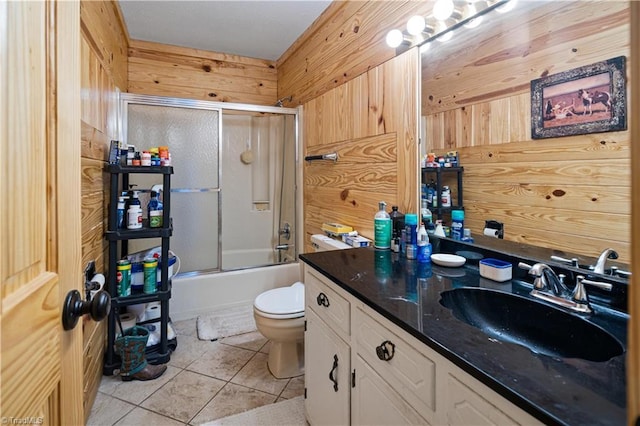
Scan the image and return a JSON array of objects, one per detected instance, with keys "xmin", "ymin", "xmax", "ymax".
[{"xmin": 303, "ymin": 263, "xmax": 540, "ymax": 426}]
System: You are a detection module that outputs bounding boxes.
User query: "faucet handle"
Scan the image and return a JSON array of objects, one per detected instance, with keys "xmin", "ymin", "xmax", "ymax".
[
  {"xmin": 550, "ymin": 256, "xmax": 579, "ymax": 267},
  {"xmin": 572, "ymin": 275, "xmax": 613, "ymax": 306},
  {"xmin": 518, "ymin": 262, "xmax": 533, "ymax": 272}
]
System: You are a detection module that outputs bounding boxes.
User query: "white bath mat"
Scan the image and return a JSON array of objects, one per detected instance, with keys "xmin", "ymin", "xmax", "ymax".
[
  {"xmin": 200, "ymin": 396, "xmax": 305, "ymax": 426},
  {"xmin": 196, "ymin": 304, "xmax": 256, "ymax": 341}
]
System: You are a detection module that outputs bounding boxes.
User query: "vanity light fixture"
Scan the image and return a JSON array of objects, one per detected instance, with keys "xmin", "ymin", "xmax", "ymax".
[{"xmin": 385, "ymin": 0, "xmax": 513, "ymax": 52}]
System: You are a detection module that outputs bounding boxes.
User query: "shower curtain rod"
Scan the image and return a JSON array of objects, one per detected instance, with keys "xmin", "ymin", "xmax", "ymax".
[{"xmin": 304, "ymin": 152, "xmax": 338, "ymax": 162}]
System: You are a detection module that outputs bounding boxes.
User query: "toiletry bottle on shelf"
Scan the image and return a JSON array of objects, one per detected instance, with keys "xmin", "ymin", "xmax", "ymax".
[
  {"xmin": 116, "ymin": 196, "xmax": 126, "ymax": 229},
  {"xmin": 451, "ymin": 209, "xmax": 464, "ymax": 241},
  {"xmin": 417, "ymin": 224, "xmax": 431, "ymax": 263},
  {"xmin": 441, "ymin": 186, "xmax": 451, "ymax": 208},
  {"xmin": 127, "ymin": 191, "xmax": 143, "ymax": 230},
  {"xmin": 147, "ymin": 190, "xmax": 163, "ymax": 228},
  {"xmin": 420, "ymin": 199, "xmax": 432, "ymax": 229},
  {"xmin": 374, "ymin": 201, "xmax": 391, "ymax": 250},
  {"xmin": 404, "ymin": 214, "xmax": 418, "ymax": 260}
]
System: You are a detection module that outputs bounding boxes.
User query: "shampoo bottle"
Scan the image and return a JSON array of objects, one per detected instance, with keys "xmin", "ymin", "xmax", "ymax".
[
  {"xmin": 374, "ymin": 201, "xmax": 391, "ymax": 250},
  {"xmin": 417, "ymin": 224, "xmax": 432, "ymax": 263}
]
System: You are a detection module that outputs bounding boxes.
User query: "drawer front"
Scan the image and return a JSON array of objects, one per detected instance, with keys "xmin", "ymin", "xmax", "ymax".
[
  {"xmin": 354, "ymin": 305, "xmax": 436, "ymax": 421},
  {"xmin": 304, "ymin": 266, "xmax": 350, "ymax": 339}
]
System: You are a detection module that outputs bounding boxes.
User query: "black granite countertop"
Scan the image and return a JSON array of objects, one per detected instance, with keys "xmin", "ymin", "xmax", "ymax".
[{"xmin": 299, "ymin": 238, "xmax": 627, "ymax": 426}]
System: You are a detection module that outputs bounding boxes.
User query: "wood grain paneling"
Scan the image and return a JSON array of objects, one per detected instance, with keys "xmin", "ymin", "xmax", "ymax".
[
  {"xmin": 80, "ymin": 1, "xmax": 128, "ymax": 420},
  {"xmin": 277, "ymin": 1, "xmax": 433, "ymax": 106},
  {"xmin": 127, "ymin": 40, "xmax": 278, "ymax": 105},
  {"xmin": 420, "ymin": 1, "xmax": 631, "ymax": 263},
  {"xmin": 303, "ymin": 50, "xmax": 418, "ymax": 251}
]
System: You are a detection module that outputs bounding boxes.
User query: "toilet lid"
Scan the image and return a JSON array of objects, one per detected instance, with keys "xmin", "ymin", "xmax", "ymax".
[{"xmin": 254, "ymin": 282, "xmax": 304, "ymax": 315}]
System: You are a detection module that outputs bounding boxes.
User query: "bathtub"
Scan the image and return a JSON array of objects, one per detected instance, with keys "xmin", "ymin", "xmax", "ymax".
[
  {"xmin": 170, "ymin": 261, "xmax": 302, "ymax": 321},
  {"xmin": 221, "ymin": 248, "xmax": 276, "ymax": 270}
]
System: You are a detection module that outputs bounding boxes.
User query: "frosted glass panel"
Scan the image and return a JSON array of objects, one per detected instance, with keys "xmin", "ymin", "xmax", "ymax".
[
  {"xmin": 170, "ymin": 192, "xmax": 219, "ymax": 273},
  {"xmin": 128, "ymin": 104, "xmax": 219, "ymax": 188}
]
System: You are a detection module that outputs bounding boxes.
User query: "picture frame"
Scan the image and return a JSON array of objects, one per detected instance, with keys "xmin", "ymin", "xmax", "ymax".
[{"xmin": 531, "ymin": 56, "xmax": 627, "ymax": 139}]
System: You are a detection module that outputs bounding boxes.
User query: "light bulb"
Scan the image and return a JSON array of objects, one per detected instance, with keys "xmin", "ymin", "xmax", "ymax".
[
  {"xmin": 433, "ymin": 0, "xmax": 454, "ymax": 21},
  {"xmin": 386, "ymin": 29, "xmax": 404, "ymax": 48},
  {"xmin": 463, "ymin": 3, "xmax": 483, "ymax": 28},
  {"xmin": 407, "ymin": 15, "xmax": 426, "ymax": 36}
]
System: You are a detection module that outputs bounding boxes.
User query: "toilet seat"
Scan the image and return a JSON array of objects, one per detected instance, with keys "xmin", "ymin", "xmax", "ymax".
[{"xmin": 254, "ymin": 282, "xmax": 304, "ymax": 319}]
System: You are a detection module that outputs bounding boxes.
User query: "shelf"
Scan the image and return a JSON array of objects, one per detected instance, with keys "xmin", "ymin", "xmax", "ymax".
[
  {"xmin": 422, "ymin": 166, "xmax": 464, "ymax": 173},
  {"xmin": 110, "ymin": 282, "xmax": 172, "ymax": 307},
  {"xmin": 106, "ymin": 220, "xmax": 173, "ymax": 240},
  {"xmin": 106, "ymin": 164, "xmax": 174, "ymax": 175}
]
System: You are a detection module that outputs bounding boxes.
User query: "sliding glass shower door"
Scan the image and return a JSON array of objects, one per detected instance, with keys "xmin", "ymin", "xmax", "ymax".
[{"xmin": 120, "ymin": 94, "xmax": 298, "ymax": 275}]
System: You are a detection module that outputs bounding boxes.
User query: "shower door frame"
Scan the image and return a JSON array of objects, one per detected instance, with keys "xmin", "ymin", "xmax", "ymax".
[{"xmin": 119, "ymin": 93, "xmax": 300, "ymax": 275}]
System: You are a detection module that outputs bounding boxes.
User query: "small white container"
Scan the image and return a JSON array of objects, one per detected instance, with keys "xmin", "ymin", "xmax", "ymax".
[{"xmin": 479, "ymin": 258, "xmax": 512, "ymax": 282}]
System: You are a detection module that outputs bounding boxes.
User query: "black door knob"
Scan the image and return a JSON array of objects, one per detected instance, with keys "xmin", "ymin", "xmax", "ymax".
[{"xmin": 62, "ymin": 289, "xmax": 111, "ymax": 330}]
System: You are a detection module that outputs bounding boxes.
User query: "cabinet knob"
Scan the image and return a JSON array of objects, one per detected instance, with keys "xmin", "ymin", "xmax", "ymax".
[
  {"xmin": 375, "ymin": 340, "xmax": 396, "ymax": 361},
  {"xmin": 316, "ymin": 292, "xmax": 330, "ymax": 308}
]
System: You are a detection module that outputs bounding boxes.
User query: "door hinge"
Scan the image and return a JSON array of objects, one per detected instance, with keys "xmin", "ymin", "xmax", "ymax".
[
  {"xmin": 304, "ymin": 387, "xmax": 307, "ymax": 399},
  {"xmin": 304, "ymin": 320, "xmax": 307, "ymax": 332},
  {"xmin": 352, "ymin": 369, "xmax": 356, "ymax": 388}
]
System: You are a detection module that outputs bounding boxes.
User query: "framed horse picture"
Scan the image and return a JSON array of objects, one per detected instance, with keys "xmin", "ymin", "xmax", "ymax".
[{"xmin": 531, "ymin": 56, "xmax": 627, "ymax": 139}]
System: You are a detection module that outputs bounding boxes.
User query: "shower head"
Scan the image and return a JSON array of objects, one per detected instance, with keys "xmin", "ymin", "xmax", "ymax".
[{"xmin": 274, "ymin": 96, "xmax": 293, "ymax": 107}]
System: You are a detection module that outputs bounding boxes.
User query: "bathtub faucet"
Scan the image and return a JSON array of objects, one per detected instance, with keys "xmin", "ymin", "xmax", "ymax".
[{"xmin": 275, "ymin": 244, "xmax": 289, "ymax": 251}]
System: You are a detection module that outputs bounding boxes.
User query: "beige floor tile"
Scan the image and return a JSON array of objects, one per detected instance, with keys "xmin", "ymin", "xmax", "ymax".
[
  {"xmin": 114, "ymin": 407, "xmax": 186, "ymax": 426},
  {"xmin": 280, "ymin": 375, "xmax": 305, "ymax": 399},
  {"xmin": 231, "ymin": 352, "xmax": 289, "ymax": 395},
  {"xmin": 141, "ymin": 369, "xmax": 226, "ymax": 423},
  {"xmin": 87, "ymin": 392, "xmax": 136, "ymax": 425},
  {"xmin": 169, "ymin": 334, "xmax": 216, "ymax": 369},
  {"xmin": 259, "ymin": 340, "xmax": 271, "ymax": 354},
  {"xmin": 221, "ymin": 331, "xmax": 268, "ymax": 352},
  {"xmin": 187, "ymin": 342, "xmax": 254, "ymax": 381},
  {"xmin": 99, "ymin": 365, "xmax": 181, "ymax": 405},
  {"xmin": 189, "ymin": 382, "xmax": 277, "ymax": 425},
  {"xmin": 172, "ymin": 318, "xmax": 198, "ymax": 337}
]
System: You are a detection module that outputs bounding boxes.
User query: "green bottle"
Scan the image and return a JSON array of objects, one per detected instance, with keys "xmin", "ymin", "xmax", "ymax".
[{"xmin": 374, "ymin": 201, "xmax": 391, "ymax": 250}]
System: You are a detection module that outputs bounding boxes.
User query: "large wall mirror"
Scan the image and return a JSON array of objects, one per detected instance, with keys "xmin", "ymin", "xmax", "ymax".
[{"xmin": 419, "ymin": 1, "xmax": 631, "ymax": 272}]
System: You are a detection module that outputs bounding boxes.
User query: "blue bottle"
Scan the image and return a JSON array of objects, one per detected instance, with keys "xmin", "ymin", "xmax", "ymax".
[
  {"xmin": 404, "ymin": 214, "xmax": 418, "ymax": 260},
  {"xmin": 451, "ymin": 209, "xmax": 465, "ymax": 241},
  {"xmin": 417, "ymin": 224, "xmax": 432, "ymax": 263},
  {"xmin": 147, "ymin": 190, "xmax": 163, "ymax": 228}
]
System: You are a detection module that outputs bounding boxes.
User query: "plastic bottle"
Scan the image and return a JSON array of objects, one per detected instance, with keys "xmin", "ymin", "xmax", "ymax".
[
  {"xmin": 389, "ymin": 206, "xmax": 405, "ymax": 253},
  {"xmin": 429, "ymin": 179, "xmax": 437, "ymax": 208},
  {"xmin": 417, "ymin": 224, "xmax": 432, "ymax": 263},
  {"xmin": 420, "ymin": 199, "xmax": 433, "ymax": 229},
  {"xmin": 441, "ymin": 186, "xmax": 451, "ymax": 208},
  {"xmin": 451, "ymin": 209, "xmax": 464, "ymax": 241},
  {"xmin": 404, "ymin": 214, "xmax": 418, "ymax": 260},
  {"xmin": 116, "ymin": 196, "xmax": 126, "ymax": 229},
  {"xmin": 374, "ymin": 201, "xmax": 392, "ymax": 250},
  {"xmin": 147, "ymin": 190, "xmax": 164, "ymax": 228},
  {"xmin": 462, "ymin": 228, "xmax": 474, "ymax": 243},
  {"xmin": 127, "ymin": 191, "xmax": 143, "ymax": 229}
]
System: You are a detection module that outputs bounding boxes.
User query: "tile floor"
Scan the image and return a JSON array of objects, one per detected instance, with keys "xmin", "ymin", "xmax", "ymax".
[{"xmin": 88, "ymin": 318, "xmax": 304, "ymax": 425}]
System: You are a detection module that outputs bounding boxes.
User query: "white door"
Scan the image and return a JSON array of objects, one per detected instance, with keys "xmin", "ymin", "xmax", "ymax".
[{"xmin": 1, "ymin": 1, "xmax": 83, "ymax": 424}]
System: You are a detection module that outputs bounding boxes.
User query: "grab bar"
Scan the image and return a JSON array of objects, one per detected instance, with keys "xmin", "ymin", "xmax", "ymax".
[{"xmin": 305, "ymin": 152, "xmax": 338, "ymax": 162}]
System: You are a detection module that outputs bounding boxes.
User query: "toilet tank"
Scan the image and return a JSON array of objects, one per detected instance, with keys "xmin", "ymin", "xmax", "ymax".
[{"xmin": 311, "ymin": 234, "xmax": 352, "ymax": 252}]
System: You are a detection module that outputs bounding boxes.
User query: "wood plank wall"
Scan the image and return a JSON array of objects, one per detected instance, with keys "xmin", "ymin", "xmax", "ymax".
[
  {"xmin": 79, "ymin": 0, "xmax": 128, "ymax": 421},
  {"xmin": 421, "ymin": 1, "xmax": 631, "ymax": 263},
  {"xmin": 127, "ymin": 40, "xmax": 278, "ymax": 105},
  {"xmin": 302, "ymin": 50, "xmax": 419, "ymax": 252}
]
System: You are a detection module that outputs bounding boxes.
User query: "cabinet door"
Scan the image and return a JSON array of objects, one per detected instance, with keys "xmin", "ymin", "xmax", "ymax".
[
  {"xmin": 352, "ymin": 356, "xmax": 430, "ymax": 426},
  {"xmin": 305, "ymin": 309, "xmax": 350, "ymax": 426},
  {"xmin": 442, "ymin": 367, "xmax": 540, "ymax": 426}
]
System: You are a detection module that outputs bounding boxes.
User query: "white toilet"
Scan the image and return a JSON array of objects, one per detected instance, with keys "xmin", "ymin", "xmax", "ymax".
[{"xmin": 253, "ymin": 234, "xmax": 351, "ymax": 379}]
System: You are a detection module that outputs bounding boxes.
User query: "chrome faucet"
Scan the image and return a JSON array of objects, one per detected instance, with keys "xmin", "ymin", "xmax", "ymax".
[
  {"xmin": 519, "ymin": 262, "xmax": 613, "ymax": 314},
  {"xmin": 593, "ymin": 248, "xmax": 618, "ymax": 275},
  {"xmin": 519, "ymin": 262, "xmax": 569, "ymax": 296}
]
